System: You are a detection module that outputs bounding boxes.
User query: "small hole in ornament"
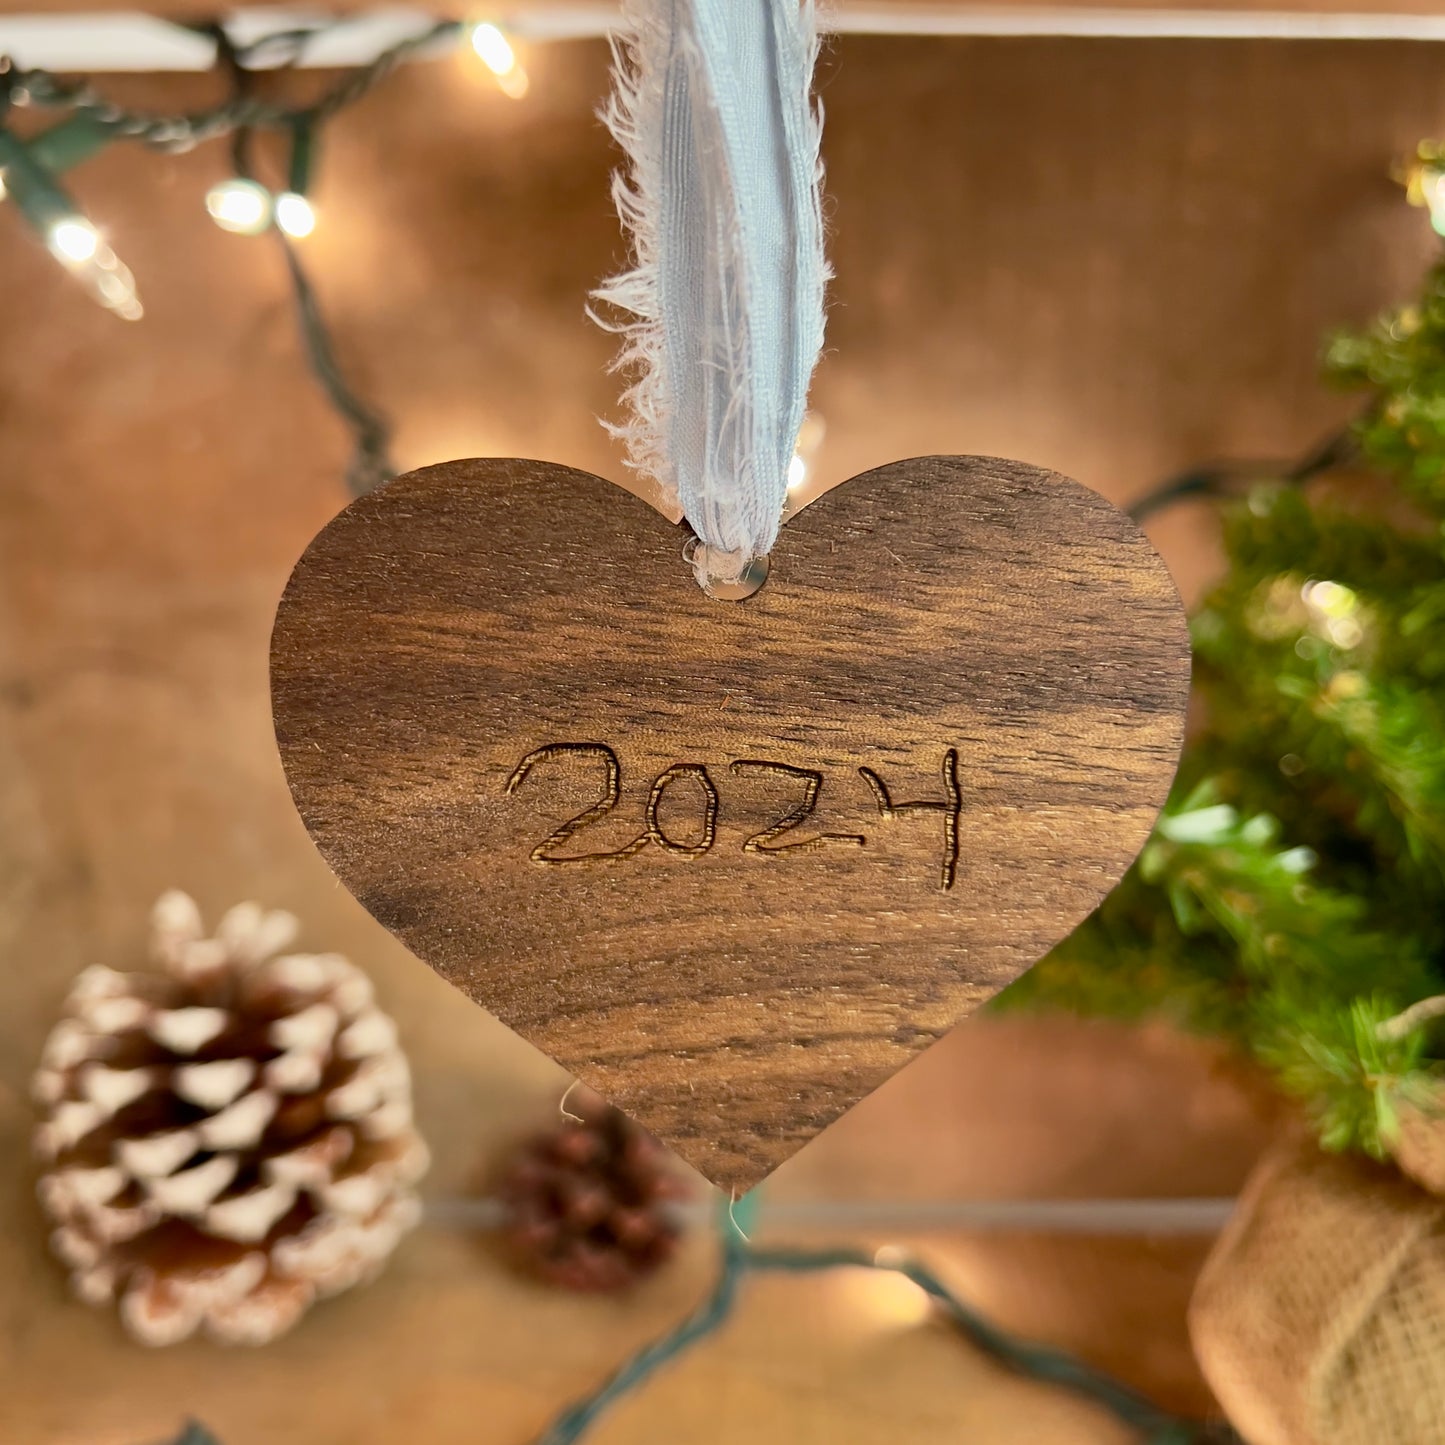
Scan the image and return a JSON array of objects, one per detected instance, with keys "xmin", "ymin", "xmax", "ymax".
[{"xmin": 682, "ymin": 537, "xmax": 770, "ymax": 602}]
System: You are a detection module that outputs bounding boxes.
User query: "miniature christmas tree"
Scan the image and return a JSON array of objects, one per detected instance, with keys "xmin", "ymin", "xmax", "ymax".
[{"xmin": 1003, "ymin": 213, "xmax": 1445, "ymax": 1168}]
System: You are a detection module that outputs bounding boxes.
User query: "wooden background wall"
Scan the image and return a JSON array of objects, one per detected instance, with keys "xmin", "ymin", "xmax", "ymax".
[{"xmin": 0, "ymin": 26, "xmax": 1440, "ymax": 1443}]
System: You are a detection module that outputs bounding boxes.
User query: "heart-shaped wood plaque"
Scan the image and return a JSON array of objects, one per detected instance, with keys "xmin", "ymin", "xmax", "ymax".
[{"xmin": 271, "ymin": 455, "xmax": 1189, "ymax": 1190}]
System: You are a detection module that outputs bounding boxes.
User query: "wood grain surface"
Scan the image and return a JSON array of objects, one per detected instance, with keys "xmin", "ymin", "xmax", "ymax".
[{"xmin": 271, "ymin": 456, "xmax": 1189, "ymax": 1189}]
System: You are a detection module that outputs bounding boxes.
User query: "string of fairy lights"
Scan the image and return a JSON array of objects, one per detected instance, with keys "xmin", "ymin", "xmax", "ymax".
[
  {"xmin": 529, "ymin": 1198, "xmax": 1243, "ymax": 1445},
  {"xmin": 2, "ymin": 12, "xmax": 1421, "ymax": 509},
  {"xmin": 0, "ymin": 18, "xmax": 529, "ymax": 293},
  {"xmin": 0, "ymin": 17, "xmax": 521, "ymax": 492}
]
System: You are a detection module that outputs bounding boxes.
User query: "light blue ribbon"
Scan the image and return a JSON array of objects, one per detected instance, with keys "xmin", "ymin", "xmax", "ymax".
[{"xmin": 595, "ymin": 0, "xmax": 827, "ymax": 586}]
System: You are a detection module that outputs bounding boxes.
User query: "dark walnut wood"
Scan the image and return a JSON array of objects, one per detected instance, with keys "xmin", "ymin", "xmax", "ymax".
[{"xmin": 271, "ymin": 456, "xmax": 1189, "ymax": 1190}]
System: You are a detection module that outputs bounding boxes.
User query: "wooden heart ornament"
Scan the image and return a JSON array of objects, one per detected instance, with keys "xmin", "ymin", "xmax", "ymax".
[{"xmin": 271, "ymin": 456, "xmax": 1189, "ymax": 1190}]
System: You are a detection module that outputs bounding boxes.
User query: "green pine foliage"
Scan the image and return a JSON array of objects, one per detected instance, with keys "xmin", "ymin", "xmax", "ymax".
[{"xmin": 999, "ymin": 251, "xmax": 1445, "ymax": 1160}]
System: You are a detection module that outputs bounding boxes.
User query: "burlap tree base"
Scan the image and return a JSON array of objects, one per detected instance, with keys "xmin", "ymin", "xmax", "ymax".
[
  {"xmin": 1190, "ymin": 1138, "xmax": 1445, "ymax": 1445},
  {"xmin": 1392, "ymin": 1085, "xmax": 1445, "ymax": 1196}
]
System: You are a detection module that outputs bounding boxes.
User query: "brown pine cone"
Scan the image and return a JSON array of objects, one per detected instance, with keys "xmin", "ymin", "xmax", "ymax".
[
  {"xmin": 497, "ymin": 1089, "xmax": 690, "ymax": 1291},
  {"xmin": 32, "ymin": 891, "xmax": 429, "ymax": 1346}
]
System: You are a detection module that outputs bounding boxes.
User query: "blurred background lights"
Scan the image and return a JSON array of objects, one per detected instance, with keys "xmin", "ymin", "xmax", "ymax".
[
  {"xmin": 1421, "ymin": 168, "xmax": 1445, "ymax": 235},
  {"xmin": 471, "ymin": 21, "xmax": 514, "ymax": 72},
  {"xmin": 843, "ymin": 1255, "xmax": 936, "ymax": 1331},
  {"xmin": 90, "ymin": 249, "xmax": 142, "ymax": 320},
  {"xmin": 471, "ymin": 22, "xmax": 529, "ymax": 99},
  {"xmin": 48, "ymin": 217, "xmax": 98, "ymax": 262},
  {"xmin": 46, "ymin": 218, "xmax": 142, "ymax": 320},
  {"xmin": 787, "ymin": 411, "xmax": 828, "ymax": 501},
  {"xmin": 1302, "ymin": 578, "xmax": 1358, "ymax": 616},
  {"xmin": 205, "ymin": 177, "xmax": 272, "ymax": 235},
  {"xmin": 274, "ymin": 191, "xmax": 316, "ymax": 239},
  {"xmin": 1303, "ymin": 578, "xmax": 1365, "ymax": 650},
  {"xmin": 1328, "ymin": 617, "xmax": 1364, "ymax": 649}
]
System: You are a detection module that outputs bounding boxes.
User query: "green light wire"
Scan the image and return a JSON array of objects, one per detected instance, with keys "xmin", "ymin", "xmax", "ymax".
[
  {"xmin": 4, "ymin": 20, "xmax": 462, "ymax": 152},
  {"xmin": 534, "ymin": 1197, "xmax": 1242, "ymax": 1445},
  {"xmin": 210, "ymin": 22, "xmax": 396, "ymax": 494},
  {"xmin": 0, "ymin": 20, "xmax": 445, "ymax": 495},
  {"xmin": 1127, "ymin": 418, "xmax": 1363, "ymax": 522}
]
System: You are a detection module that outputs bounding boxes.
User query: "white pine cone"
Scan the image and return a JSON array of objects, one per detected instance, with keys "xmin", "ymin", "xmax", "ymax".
[{"xmin": 33, "ymin": 891, "xmax": 429, "ymax": 1346}]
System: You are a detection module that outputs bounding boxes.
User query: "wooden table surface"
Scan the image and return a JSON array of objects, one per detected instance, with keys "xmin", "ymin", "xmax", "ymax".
[{"xmin": 0, "ymin": 1015, "xmax": 1280, "ymax": 1444}]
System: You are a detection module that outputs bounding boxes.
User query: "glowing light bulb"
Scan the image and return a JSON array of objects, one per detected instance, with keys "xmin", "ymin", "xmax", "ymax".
[
  {"xmin": 471, "ymin": 22, "xmax": 529, "ymax": 98},
  {"xmin": 826, "ymin": 1252, "xmax": 934, "ymax": 1331},
  {"xmin": 1302, "ymin": 579, "xmax": 1357, "ymax": 617},
  {"xmin": 0, "ymin": 171, "xmax": 8, "ymax": 202},
  {"xmin": 472, "ymin": 22, "xmax": 515, "ymax": 73},
  {"xmin": 46, "ymin": 218, "xmax": 143, "ymax": 320},
  {"xmin": 274, "ymin": 192, "xmax": 316, "ymax": 239},
  {"xmin": 49, "ymin": 217, "xmax": 99, "ymax": 263},
  {"xmin": 785, "ymin": 412, "xmax": 826, "ymax": 506},
  {"xmin": 1423, "ymin": 170, "xmax": 1445, "ymax": 236},
  {"xmin": 206, "ymin": 178, "xmax": 271, "ymax": 235}
]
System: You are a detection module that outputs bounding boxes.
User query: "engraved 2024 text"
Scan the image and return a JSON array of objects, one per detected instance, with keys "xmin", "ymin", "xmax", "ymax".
[{"xmin": 505, "ymin": 743, "xmax": 962, "ymax": 891}]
